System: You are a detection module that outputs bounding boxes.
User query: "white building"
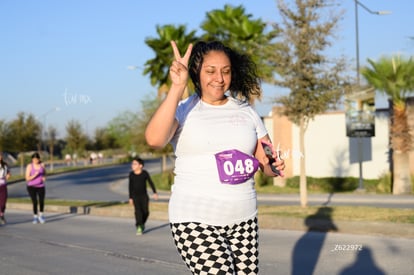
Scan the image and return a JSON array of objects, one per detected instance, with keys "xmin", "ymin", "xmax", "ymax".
[{"xmin": 263, "ymin": 108, "xmax": 391, "ymax": 180}]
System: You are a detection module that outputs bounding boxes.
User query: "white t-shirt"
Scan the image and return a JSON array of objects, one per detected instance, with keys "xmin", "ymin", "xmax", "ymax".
[
  {"xmin": 0, "ymin": 165, "xmax": 9, "ymax": 186},
  {"xmin": 169, "ymin": 94, "xmax": 268, "ymax": 226}
]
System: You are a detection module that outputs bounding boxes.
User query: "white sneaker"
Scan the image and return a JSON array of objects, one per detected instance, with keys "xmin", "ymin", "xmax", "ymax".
[
  {"xmin": 38, "ymin": 216, "xmax": 45, "ymax": 224},
  {"xmin": 32, "ymin": 217, "xmax": 39, "ymax": 224}
]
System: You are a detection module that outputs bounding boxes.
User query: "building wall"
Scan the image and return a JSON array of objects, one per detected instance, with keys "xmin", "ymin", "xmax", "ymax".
[
  {"xmin": 264, "ymin": 108, "xmax": 391, "ymax": 179},
  {"xmin": 263, "ymin": 108, "xmax": 293, "ymax": 177}
]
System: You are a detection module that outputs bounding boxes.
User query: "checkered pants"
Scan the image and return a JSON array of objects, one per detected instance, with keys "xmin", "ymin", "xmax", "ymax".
[{"xmin": 170, "ymin": 217, "xmax": 259, "ymax": 275}]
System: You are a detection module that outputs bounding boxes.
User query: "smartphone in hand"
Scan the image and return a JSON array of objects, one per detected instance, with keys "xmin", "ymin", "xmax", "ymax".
[{"xmin": 260, "ymin": 140, "xmax": 283, "ymax": 177}]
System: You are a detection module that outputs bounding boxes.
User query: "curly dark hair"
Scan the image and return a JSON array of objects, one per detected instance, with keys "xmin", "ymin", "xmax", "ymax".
[
  {"xmin": 0, "ymin": 152, "xmax": 7, "ymax": 169},
  {"xmin": 188, "ymin": 41, "xmax": 261, "ymax": 103}
]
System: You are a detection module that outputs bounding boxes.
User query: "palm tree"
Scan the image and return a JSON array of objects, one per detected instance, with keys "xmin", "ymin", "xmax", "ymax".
[
  {"xmin": 143, "ymin": 5, "xmax": 280, "ymax": 103},
  {"xmin": 361, "ymin": 55, "xmax": 414, "ymax": 194},
  {"xmin": 144, "ymin": 24, "xmax": 198, "ymax": 99},
  {"xmin": 201, "ymin": 4, "xmax": 281, "ymax": 90}
]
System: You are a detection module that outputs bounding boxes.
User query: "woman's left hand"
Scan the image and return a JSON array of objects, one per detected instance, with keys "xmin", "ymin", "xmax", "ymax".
[{"xmin": 272, "ymin": 158, "xmax": 285, "ymax": 175}]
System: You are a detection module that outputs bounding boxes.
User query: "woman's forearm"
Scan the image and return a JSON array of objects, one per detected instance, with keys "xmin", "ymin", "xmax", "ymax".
[{"xmin": 145, "ymin": 84, "xmax": 185, "ymax": 148}]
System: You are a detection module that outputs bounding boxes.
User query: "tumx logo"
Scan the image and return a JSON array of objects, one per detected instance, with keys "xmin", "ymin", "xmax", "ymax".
[{"xmin": 63, "ymin": 89, "xmax": 92, "ymax": 106}]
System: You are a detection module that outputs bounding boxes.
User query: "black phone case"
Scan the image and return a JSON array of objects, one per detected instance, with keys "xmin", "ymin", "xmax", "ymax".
[{"xmin": 261, "ymin": 141, "xmax": 281, "ymax": 176}]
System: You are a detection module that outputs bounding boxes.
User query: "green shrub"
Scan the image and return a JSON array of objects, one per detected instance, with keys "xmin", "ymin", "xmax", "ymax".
[
  {"xmin": 151, "ymin": 169, "xmax": 408, "ymax": 194},
  {"xmin": 287, "ymin": 176, "xmax": 366, "ymax": 193},
  {"xmin": 152, "ymin": 169, "xmax": 175, "ymax": 191},
  {"xmin": 254, "ymin": 170, "xmax": 273, "ymax": 187}
]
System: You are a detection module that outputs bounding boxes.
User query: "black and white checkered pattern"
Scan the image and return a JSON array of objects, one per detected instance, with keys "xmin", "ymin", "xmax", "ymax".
[{"xmin": 170, "ymin": 218, "xmax": 259, "ymax": 275}]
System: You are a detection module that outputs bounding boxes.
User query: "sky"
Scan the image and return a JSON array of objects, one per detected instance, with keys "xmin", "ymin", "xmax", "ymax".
[{"xmin": 1, "ymin": 0, "xmax": 413, "ymax": 138}]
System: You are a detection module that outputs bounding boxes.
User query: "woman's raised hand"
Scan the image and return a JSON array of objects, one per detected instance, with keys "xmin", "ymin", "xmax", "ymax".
[{"xmin": 169, "ymin": 41, "xmax": 193, "ymax": 86}]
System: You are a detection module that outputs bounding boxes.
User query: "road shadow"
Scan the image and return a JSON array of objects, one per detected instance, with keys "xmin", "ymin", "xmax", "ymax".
[
  {"xmin": 73, "ymin": 201, "xmax": 126, "ymax": 214},
  {"xmin": 291, "ymin": 206, "xmax": 338, "ymax": 275},
  {"xmin": 144, "ymin": 223, "xmax": 170, "ymax": 234},
  {"xmin": 1, "ymin": 212, "xmax": 78, "ymax": 226},
  {"xmin": 339, "ymin": 247, "xmax": 386, "ymax": 275},
  {"xmin": 41, "ymin": 212, "xmax": 79, "ymax": 223},
  {"xmin": 322, "ymin": 192, "xmax": 334, "ymax": 206}
]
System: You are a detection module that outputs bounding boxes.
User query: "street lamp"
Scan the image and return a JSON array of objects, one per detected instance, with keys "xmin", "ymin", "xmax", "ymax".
[
  {"xmin": 84, "ymin": 116, "xmax": 94, "ymax": 137},
  {"xmin": 354, "ymin": 0, "xmax": 391, "ymax": 86},
  {"xmin": 353, "ymin": 0, "xmax": 391, "ymax": 190}
]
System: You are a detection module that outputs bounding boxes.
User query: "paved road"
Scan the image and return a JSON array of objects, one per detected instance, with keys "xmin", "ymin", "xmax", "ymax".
[
  {"xmin": 8, "ymin": 160, "xmax": 414, "ymax": 209},
  {"xmin": 8, "ymin": 158, "xmax": 115, "ymax": 177},
  {"xmin": 4, "ymin": 161, "xmax": 414, "ymax": 274},
  {"xmin": 7, "ymin": 159, "xmax": 164, "ymax": 202},
  {"xmin": 1, "ymin": 209, "xmax": 413, "ymax": 275}
]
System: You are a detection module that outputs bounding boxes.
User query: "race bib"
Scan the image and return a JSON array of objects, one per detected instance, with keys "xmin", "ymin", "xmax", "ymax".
[{"xmin": 214, "ymin": 149, "xmax": 259, "ymax": 184}]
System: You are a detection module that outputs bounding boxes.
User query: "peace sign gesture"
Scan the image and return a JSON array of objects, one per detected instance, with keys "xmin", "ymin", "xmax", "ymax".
[{"xmin": 169, "ymin": 41, "xmax": 193, "ymax": 86}]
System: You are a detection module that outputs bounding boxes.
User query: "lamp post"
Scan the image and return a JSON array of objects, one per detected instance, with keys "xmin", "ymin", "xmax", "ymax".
[
  {"xmin": 353, "ymin": 0, "xmax": 390, "ymax": 189},
  {"xmin": 84, "ymin": 116, "xmax": 94, "ymax": 137},
  {"xmin": 354, "ymin": 0, "xmax": 391, "ymax": 87}
]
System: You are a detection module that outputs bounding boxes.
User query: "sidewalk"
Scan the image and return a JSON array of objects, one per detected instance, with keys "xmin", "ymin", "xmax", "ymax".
[
  {"xmin": 111, "ymin": 178, "xmax": 414, "ymax": 208},
  {"xmin": 257, "ymin": 193, "xmax": 414, "ymax": 208}
]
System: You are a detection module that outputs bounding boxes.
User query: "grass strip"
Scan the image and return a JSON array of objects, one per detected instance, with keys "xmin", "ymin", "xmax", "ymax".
[{"xmin": 8, "ymin": 198, "xmax": 413, "ymax": 224}]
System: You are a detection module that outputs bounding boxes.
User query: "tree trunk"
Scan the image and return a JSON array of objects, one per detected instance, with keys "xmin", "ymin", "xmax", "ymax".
[
  {"xmin": 161, "ymin": 154, "xmax": 167, "ymax": 172},
  {"xmin": 392, "ymin": 151, "xmax": 412, "ymax": 194},
  {"xmin": 299, "ymin": 117, "xmax": 308, "ymax": 207},
  {"xmin": 390, "ymin": 102, "xmax": 412, "ymax": 194}
]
